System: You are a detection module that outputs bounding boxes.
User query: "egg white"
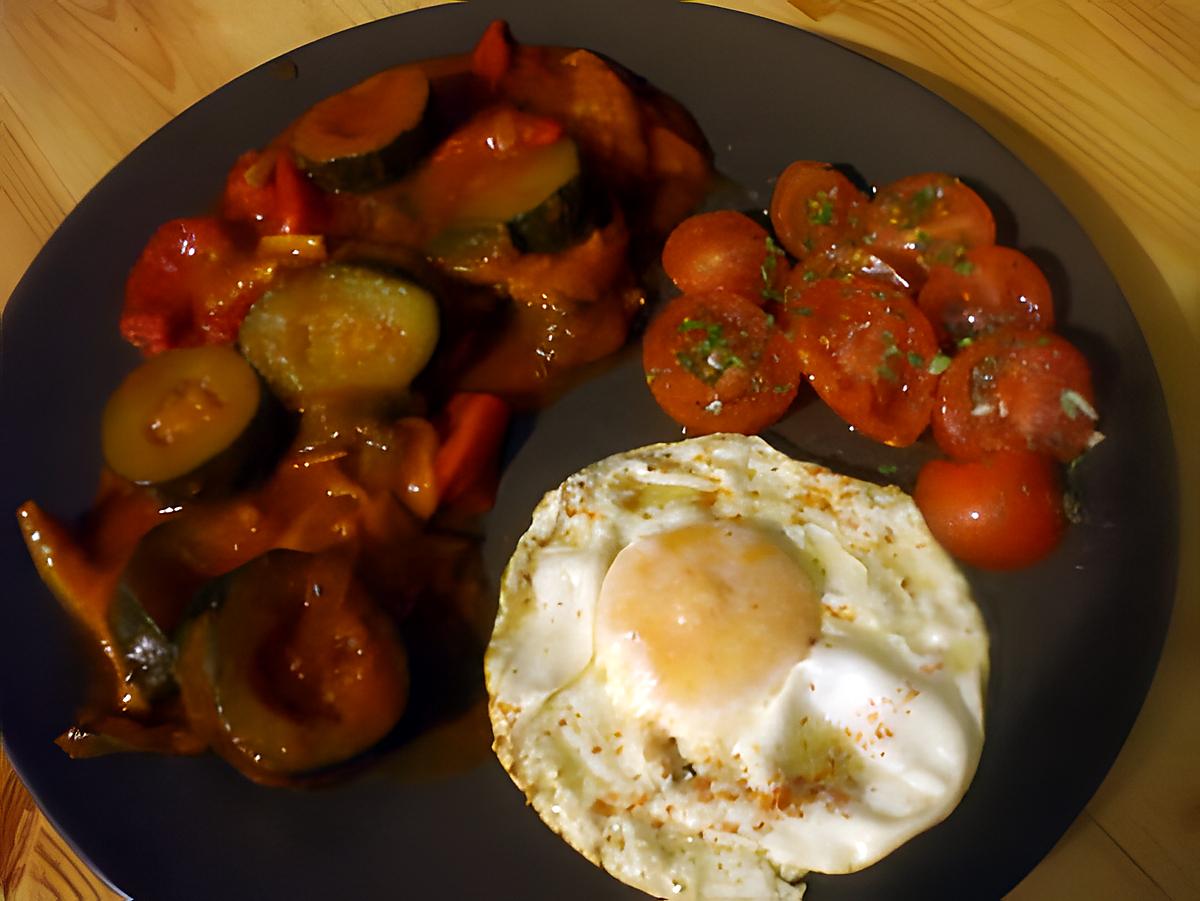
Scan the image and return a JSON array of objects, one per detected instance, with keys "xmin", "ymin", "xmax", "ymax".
[{"xmin": 486, "ymin": 434, "xmax": 988, "ymax": 899}]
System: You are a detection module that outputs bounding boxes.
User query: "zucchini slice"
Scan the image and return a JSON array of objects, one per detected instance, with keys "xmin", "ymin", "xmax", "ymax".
[
  {"xmin": 452, "ymin": 138, "xmax": 608, "ymax": 254},
  {"xmin": 291, "ymin": 65, "xmax": 431, "ymax": 193},
  {"xmin": 177, "ymin": 549, "xmax": 409, "ymax": 778},
  {"xmin": 100, "ymin": 345, "xmax": 293, "ymax": 501},
  {"xmin": 107, "ymin": 583, "xmax": 178, "ymax": 702},
  {"xmin": 238, "ymin": 263, "xmax": 440, "ymax": 409},
  {"xmin": 508, "ymin": 171, "xmax": 606, "ymax": 254}
]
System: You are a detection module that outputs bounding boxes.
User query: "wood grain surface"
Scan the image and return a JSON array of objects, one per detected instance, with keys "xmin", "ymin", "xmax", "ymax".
[{"xmin": 2, "ymin": 1, "xmax": 1196, "ymax": 899}]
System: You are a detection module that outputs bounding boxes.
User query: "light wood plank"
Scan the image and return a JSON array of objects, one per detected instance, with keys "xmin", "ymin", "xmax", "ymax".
[{"xmin": 1008, "ymin": 812, "xmax": 1170, "ymax": 901}]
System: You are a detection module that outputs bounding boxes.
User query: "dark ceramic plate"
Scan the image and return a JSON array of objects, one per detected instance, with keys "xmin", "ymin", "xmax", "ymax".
[{"xmin": 0, "ymin": 1, "xmax": 1178, "ymax": 899}]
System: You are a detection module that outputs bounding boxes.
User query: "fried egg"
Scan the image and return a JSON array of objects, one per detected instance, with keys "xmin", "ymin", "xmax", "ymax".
[{"xmin": 486, "ymin": 434, "xmax": 988, "ymax": 899}]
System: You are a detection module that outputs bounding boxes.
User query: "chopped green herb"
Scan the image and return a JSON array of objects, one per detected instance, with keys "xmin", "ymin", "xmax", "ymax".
[
  {"xmin": 1060, "ymin": 389, "xmax": 1098, "ymax": 421},
  {"xmin": 861, "ymin": 232, "xmax": 875, "ymax": 245},
  {"xmin": 907, "ymin": 351, "xmax": 925, "ymax": 368},
  {"xmin": 876, "ymin": 363, "xmax": 898, "ymax": 382},
  {"xmin": 675, "ymin": 318, "xmax": 745, "ymax": 385},
  {"xmin": 764, "ymin": 313, "xmax": 775, "ymax": 327},
  {"xmin": 881, "ymin": 330, "xmax": 896, "ymax": 344},
  {"xmin": 1063, "ymin": 489, "xmax": 1085, "ymax": 525},
  {"xmin": 793, "ymin": 306, "xmax": 813, "ymax": 317},
  {"xmin": 808, "ymin": 191, "xmax": 835, "ymax": 225},
  {"xmin": 914, "ymin": 229, "xmax": 931, "ymax": 248},
  {"xmin": 1036, "ymin": 334, "xmax": 1053, "ymax": 346},
  {"xmin": 953, "ymin": 258, "xmax": 975, "ymax": 275},
  {"xmin": 934, "ymin": 242, "xmax": 968, "ymax": 265},
  {"xmin": 957, "ymin": 336, "xmax": 975, "ymax": 349},
  {"xmin": 927, "ymin": 353, "xmax": 952, "ymax": 375},
  {"xmin": 871, "ymin": 290, "xmax": 888, "ymax": 300},
  {"xmin": 909, "ymin": 185, "xmax": 938, "ymax": 222},
  {"xmin": 761, "ymin": 236, "xmax": 784, "ymax": 300},
  {"xmin": 772, "ymin": 383, "xmax": 792, "ymax": 394},
  {"xmin": 877, "ymin": 463, "xmax": 899, "ymax": 476},
  {"xmin": 803, "ymin": 269, "xmax": 819, "ymax": 282}
]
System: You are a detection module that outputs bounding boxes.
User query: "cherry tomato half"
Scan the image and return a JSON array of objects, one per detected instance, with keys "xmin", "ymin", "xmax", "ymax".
[
  {"xmin": 769, "ymin": 160, "xmax": 867, "ymax": 260},
  {"xmin": 918, "ymin": 245, "xmax": 1054, "ymax": 346},
  {"xmin": 915, "ymin": 451, "xmax": 1065, "ymax": 570},
  {"xmin": 932, "ymin": 329, "xmax": 1099, "ymax": 462},
  {"xmin": 782, "ymin": 274, "xmax": 940, "ymax": 446},
  {"xmin": 862, "ymin": 173, "xmax": 996, "ymax": 290},
  {"xmin": 643, "ymin": 291, "xmax": 799, "ymax": 435},
  {"xmin": 661, "ymin": 210, "xmax": 787, "ymax": 302}
]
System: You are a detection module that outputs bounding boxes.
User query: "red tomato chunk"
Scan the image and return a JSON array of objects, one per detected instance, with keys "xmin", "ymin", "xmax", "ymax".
[{"xmin": 915, "ymin": 451, "xmax": 1066, "ymax": 570}]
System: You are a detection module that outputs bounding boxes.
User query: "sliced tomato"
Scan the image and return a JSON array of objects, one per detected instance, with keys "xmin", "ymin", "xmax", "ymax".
[
  {"xmin": 643, "ymin": 291, "xmax": 799, "ymax": 435},
  {"xmin": 782, "ymin": 274, "xmax": 940, "ymax": 446},
  {"xmin": 862, "ymin": 173, "xmax": 996, "ymax": 290},
  {"xmin": 918, "ymin": 245, "xmax": 1053, "ymax": 346},
  {"xmin": 661, "ymin": 211, "xmax": 787, "ymax": 302},
  {"xmin": 932, "ymin": 329, "xmax": 1099, "ymax": 462},
  {"xmin": 121, "ymin": 217, "xmax": 275, "ymax": 354},
  {"xmin": 769, "ymin": 161, "xmax": 867, "ymax": 260},
  {"xmin": 915, "ymin": 451, "xmax": 1065, "ymax": 570}
]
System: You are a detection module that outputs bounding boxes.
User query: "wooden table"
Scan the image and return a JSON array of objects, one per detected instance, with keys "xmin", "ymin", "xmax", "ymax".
[{"xmin": 1, "ymin": 1, "xmax": 1196, "ymax": 898}]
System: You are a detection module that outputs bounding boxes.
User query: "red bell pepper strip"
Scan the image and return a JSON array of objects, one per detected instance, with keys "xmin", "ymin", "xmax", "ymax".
[
  {"xmin": 221, "ymin": 148, "xmax": 326, "ymax": 235},
  {"xmin": 433, "ymin": 393, "xmax": 510, "ymax": 512},
  {"xmin": 471, "ymin": 19, "xmax": 514, "ymax": 91},
  {"xmin": 272, "ymin": 152, "xmax": 327, "ymax": 235}
]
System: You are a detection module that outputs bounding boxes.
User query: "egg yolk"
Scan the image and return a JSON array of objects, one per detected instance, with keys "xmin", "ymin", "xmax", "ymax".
[{"xmin": 595, "ymin": 521, "xmax": 821, "ymax": 732}]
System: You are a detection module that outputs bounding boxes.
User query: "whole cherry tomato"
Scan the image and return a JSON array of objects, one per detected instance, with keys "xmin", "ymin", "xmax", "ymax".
[{"xmin": 914, "ymin": 451, "xmax": 1066, "ymax": 570}]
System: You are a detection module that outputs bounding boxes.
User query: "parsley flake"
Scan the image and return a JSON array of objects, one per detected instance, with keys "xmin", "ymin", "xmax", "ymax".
[
  {"xmin": 953, "ymin": 258, "xmax": 975, "ymax": 275},
  {"xmin": 761, "ymin": 236, "xmax": 785, "ymax": 300},
  {"xmin": 927, "ymin": 353, "xmax": 952, "ymax": 375},
  {"xmin": 675, "ymin": 318, "xmax": 745, "ymax": 385},
  {"xmin": 808, "ymin": 191, "xmax": 835, "ymax": 225},
  {"xmin": 1060, "ymin": 389, "xmax": 1098, "ymax": 421}
]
